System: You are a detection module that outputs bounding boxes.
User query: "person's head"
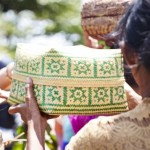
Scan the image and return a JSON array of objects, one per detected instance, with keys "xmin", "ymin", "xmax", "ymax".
[{"xmin": 116, "ymin": 0, "xmax": 150, "ymax": 95}]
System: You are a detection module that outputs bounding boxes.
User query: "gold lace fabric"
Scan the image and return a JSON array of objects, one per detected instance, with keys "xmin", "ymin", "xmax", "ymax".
[{"xmin": 66, "ymin": 98, "xmax": 150, "ymax": 150}]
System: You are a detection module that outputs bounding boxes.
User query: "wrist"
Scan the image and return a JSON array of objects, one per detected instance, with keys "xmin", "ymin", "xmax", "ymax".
[
  {"xmin": 27, "ymin": 120, "xmax": 45, "ymax": 149},
  {"xmin": 27, "ymin": 119, "xmax": 46, "ymax": 135}
]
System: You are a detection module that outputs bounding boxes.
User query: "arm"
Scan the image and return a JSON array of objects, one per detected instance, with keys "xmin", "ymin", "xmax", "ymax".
[
  {"xmin": 27, "ymin": 119, "xmax": 45, "ymax": 150},
  {"xmin": 25, "ymin": 78, "xmax": 46, "ymax": 150},
  {"xmin": 9, "ymin": 78, "xmax": 47, "ymax": 150}
]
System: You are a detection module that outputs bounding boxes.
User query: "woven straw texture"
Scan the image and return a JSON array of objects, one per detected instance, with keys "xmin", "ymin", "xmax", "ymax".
[
  {"xmin": 8, "ymin": 43, "xmax": 128, "ymax": 115},
  {"xmin": 81, "ymin": 0, "xmax": 131, "ymax": 37}
]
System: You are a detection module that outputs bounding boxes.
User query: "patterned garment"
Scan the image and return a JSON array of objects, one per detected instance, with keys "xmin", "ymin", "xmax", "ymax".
[{"xmin": 66, "ymin": 97, "xmax": 150, "ymax": 150}]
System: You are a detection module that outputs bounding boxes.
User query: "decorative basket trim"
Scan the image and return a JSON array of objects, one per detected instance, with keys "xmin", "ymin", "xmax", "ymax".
[
  {"xmin": 8, "ymin": 96, "xmax": 128, "ymax": 115},
  {"xmin": 13, "ymin": 72, "xmax": 125, "ymax": 88}
]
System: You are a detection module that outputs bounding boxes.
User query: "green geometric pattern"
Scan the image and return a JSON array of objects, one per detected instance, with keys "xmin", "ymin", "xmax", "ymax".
[
  {"xmin": 99, "ymin": 61, "xmax": 115, "ymax": 75},
  {"xmin": 8, "ymin": 45, "xmax": 128, "ymax": 115},
  {"xmin": 47, "ymin": 87, "xmax": 61, "ymax": 102},
  {"xmin": 93, "ymin": 87, "xmax": 109, "ymax": 103},
  {"xmin": 47, "ymin": 60, "xmax": 65, "ymax": 74},
  {"xmin": 45, "ymin": 57, "xmax": 68, "ymax": 76},
  {"xmin": 68, "ymin": 87, "xmax": 88, "ymax": 105},
  {"xmin": 34, "ymin": 85, "xmax": 42, "ymax": 101},
  {"xmin": 113, "ymin": 86, "xmax": 125, "ymax": 101},
  {"xmin": 28, "ymin": 58, "xmax": 42, "ymax": 75},
  {"xmin": 73, "ymin": 60, "xmax": 93, "ymax": 77},
  {"xmin": 8, "ymin": 79, "xmax": 128, "ymax": 115},
  {"xmin": 14, "ymin": 48, "xmax": 124, "ymax": 78}
]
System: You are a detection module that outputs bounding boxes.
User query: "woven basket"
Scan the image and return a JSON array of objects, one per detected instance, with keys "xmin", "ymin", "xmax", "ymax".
[
  {"xmin": 8, "ymin": 43, "xmax": 128, "ymax": 115},
  {"xmin": 81, "ymin": 0, "xmax": 131, "ymax": 37}
]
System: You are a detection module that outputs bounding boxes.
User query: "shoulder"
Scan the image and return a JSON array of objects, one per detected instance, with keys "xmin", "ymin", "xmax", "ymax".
[{"xmin": 66, "ymin": 100, "xmax": 150, "ymax": 150}]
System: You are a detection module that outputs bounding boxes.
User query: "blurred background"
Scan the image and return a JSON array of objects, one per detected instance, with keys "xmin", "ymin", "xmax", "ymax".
[
  {"xmin": 0, "ymin": 0, "xmax": 84, "ymax": 149},
  {"xmin": 0, "ymin": 0, "xmax": 84, "ymax": 59}
]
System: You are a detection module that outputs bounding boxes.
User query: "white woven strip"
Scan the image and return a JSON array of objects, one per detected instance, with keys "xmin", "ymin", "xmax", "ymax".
[{"xmin": 13, "ymin": 72, "xmax": 125, "ymax": 88}]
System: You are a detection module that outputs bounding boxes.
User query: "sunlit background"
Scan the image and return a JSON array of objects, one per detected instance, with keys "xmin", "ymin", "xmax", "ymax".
[
  {"xmin": 0, "ymin": 0, "xmax": 83, "ymax": 59},
  {"xmin": 0, "ymin": 0, "xmax": 84, "ymax": 149}
]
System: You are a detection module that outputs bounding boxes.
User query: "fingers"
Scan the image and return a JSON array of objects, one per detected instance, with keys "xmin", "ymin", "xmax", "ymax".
[
  {"xmin": 25, "ymin": 77, "xmax": 34, "ymax": 100},
  {"xmin": 6, "ymin": 62, "xmax": 14, "ymax": 79},
  {"xmin": 25, "ymin": 77, "xmax": 55, "ymax": 121},
  {"xmin": 8, "ymin": 103, "xmax": 26, "ymax": 115},
  {"xmin": 25, "ymin": 77, "xmax": 40, "ymax": 118},
  {"xmin": 83, "ymin": 31, "xmax": 93, "ymax": 47},
  {"xmin": 25, "ymin": 77, "xmax": 38, "ymax": 107},
  {"xmin": 0, "ymin": 98, "xmax": 7, "ymax": 104},
  {"xmin": 8, "ymin": 104, "xmax": 28, "ymax": 123},
  {"xmin": 0, "ymin": 89, "xmax": 10, "ymax": 99},
  {"xmin": 42, "ymin": 113, "xmax": 59, "ymax": 120}
]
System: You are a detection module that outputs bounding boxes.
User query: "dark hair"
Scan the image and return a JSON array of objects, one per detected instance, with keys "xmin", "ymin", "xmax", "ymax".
[
  {"xmin": 103, "ymin": 0, "xmax": 150, "ymax": 85},
  {"xmin": 117, "ymin": 0, "xmax": 150, "ymax": 71}
]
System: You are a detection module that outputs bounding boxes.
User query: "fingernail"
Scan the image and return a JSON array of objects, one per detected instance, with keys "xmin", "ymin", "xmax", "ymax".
[{"xmin": 26, "ymin": 77, "xmax": 31, "ymax": 84}]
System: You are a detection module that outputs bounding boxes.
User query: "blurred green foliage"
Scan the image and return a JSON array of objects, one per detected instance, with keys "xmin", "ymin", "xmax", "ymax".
[
  {"xmin": 0, "ymin": 1, "xmax": 83, "ymax": 149},
  {"xmin": 11, "ymin": 125, "xmax": 27, "ymax": 150},
  {"xmin": 9, "ymin": 123, "xmax": 58, "ymax": 150},
  {"xmin": 0, "ymin": 0, "xmax": 83, "ymax": 58}
]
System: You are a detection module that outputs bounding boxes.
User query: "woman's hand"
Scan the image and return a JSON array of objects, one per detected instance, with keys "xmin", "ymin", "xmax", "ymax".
[
  {"xmin": 9, "ymin": 77, "xmax": 58, "ymax": 123},
  {"xmin": 0, "ymin": 89, "xmax": 9, "ymax": 104},
  {"xmin": 0, "ymin": 62, "xmax": 14, "ymax": 90},
  {"xmin": 83, "ymin": 31, "xmax": 104, "ymax": 49},
  {"xmin": 9, "ymin": 78, "xmax": 45, "ymax": 125},
  {"xmin": 8, "ymin": 78, "xmax": 47, "ymax": 149},
  {"xmin": 0, "ymin": 62, "xmax": 14, "ymax": 104},
  {"xmin": 6, "ymin": 62, "xmax": 14, "ymax": 80},
  {"xmin": 8, "ymin": 77, "xmax": 58, "ymax": 150},
  {"xmin": 124, "ymin": 82, "xmax": 142, "ymax": 110}
]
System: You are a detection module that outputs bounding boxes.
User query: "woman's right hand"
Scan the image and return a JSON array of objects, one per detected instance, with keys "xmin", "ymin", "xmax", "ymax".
[
  {"xmin": 8, "ymin": 77, "xmax": 58, "ymax": 124},
  {"xmin": 0, "ymin": 62, "xmax": 14, "ymax": 90},
  {"xmin": 8, "ymin": 77, "xmax": 58, "ymax": 150}
]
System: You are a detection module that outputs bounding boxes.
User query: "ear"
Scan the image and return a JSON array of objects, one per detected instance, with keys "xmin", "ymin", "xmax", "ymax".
[{"xmin": 120, "ymin": 41, "xmax": 138, "ymax": 66}]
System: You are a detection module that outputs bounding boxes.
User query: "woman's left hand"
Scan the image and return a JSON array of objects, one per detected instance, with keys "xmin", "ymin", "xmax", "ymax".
[{"xmin": 0, "ymin": 62, "xmax": 14, "ymax": 90}]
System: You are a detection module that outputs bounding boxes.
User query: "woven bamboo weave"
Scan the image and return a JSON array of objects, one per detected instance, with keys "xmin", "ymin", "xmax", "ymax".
[
  {"xmin": 81, "ymin": 0, "xmax": 132, "ymax": 37},
  {"xmin": 8, "ymin": 43, "xmax": 128, "ymax": 115}
]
